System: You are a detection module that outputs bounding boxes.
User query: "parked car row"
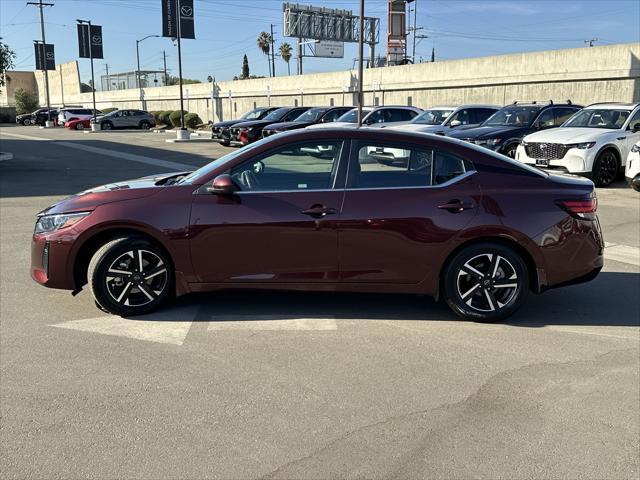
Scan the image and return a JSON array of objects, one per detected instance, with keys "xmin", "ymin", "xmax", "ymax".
[
  {"xmin": 15, "ymin": 108, "xmax": 59, "ymax": 126},
  {"xmin": 211, "ymin": 100, "xmax": 640, "ymax": 188},
  {"xmin": 16, "ymin": 107, "xmax": 157, "ymax": 131}
]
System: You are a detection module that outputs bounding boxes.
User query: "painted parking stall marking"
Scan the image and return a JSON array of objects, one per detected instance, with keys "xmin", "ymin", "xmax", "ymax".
[
  {"xmin": 207, "ymin": 316, "xmax": 338, "ymax": 331},
  {"xmin": 604, "ymin": 242, "xmax": 640, "ymax": 267}
]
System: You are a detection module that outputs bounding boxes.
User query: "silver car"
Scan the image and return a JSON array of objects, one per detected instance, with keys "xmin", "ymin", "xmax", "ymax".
[{"xmin": 93, "ymin": 109, "xmax": 155, "ymax": 130}]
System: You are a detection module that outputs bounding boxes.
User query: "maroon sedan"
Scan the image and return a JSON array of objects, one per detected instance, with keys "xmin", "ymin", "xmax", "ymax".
[{"xmin": 31, "ymin": 128, "xmax": 603, "ymax": 322}]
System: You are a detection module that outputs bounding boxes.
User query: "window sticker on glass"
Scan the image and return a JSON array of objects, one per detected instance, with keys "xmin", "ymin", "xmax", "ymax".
[{"xmin": 298, "ymin": 183, "xmax": 308, "ymax": 189}]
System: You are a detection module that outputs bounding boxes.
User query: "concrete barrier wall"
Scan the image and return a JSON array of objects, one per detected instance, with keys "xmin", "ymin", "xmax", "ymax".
[{"xmin": 24, "ymin": 42, "xmax": 640, "ymax": 122}]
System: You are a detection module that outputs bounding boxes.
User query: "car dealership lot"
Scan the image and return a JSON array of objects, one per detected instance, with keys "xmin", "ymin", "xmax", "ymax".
[{"xmin": 1, "ymin": 125, "xmax": 638, "ymax": 478}]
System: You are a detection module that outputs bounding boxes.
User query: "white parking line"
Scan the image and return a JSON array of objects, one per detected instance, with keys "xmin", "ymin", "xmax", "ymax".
[
  {"xmin": 0, "ymin": 131, "xmax": 193, "ymax": 171},
  {"xmin": 604, "ymin": 242, "xmax": 640, "ymax": 267},
  {"xmin": 207, "ymin": 316, "xmax": 338, "ymax": 331}
]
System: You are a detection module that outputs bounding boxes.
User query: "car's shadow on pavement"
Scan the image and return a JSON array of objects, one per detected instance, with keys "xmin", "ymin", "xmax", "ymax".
[{"xmin": 128, "ymin": 271, "xmax": 639, "ymax": 328}]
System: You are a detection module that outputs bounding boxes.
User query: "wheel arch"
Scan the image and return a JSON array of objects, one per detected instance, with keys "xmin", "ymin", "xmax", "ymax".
[
  {"xmin": 437, "ymin": 235, "xmax": 541, "ymax": 300},
  {"xmin": 595, "ymin": 143, "xmax": 622, "ymax": 162},
  {"xmin": 72, "ymin": 226, "xmax": 174, "ymax": 291}
]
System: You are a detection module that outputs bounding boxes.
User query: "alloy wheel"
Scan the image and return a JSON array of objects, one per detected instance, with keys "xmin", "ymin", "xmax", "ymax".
[
  {"xmin": 105, "ymin": 249, "xmax": 168, "ymax": 307},
  {"xmin": 596, "ymin": 151, "xmax": 618, "ymax": 186},
  {"xmin": 456, "ymin": 253, "xmax": 519, "ymax": 312}
]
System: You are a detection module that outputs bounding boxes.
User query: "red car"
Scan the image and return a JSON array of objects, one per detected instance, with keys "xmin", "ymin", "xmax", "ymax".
[
  {"xmin": 65, "ymin": 118, "xmax": 91, "ymax": 130},
  {"xmin": 31, "ymin": 128, "xmax": 603, "ymax": 322}
]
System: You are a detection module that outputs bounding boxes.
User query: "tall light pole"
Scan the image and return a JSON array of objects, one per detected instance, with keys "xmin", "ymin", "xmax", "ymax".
[
  {"xmin": 27, "ymin": 0, "xmax": 54, "ymax": 127},
  {"xmin": 136, "ymin": 34, "xmax": 159, "ymax": 108},
  {"xmin": 356, "ymin": 0, "xmax": 365, "ymax": 127}
]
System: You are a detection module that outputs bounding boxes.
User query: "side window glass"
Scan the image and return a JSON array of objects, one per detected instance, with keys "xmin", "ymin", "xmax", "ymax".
[
  {"xmin": 351, "ymin": 144, "xmax": 433, "ymax": 189},
  {"xmin": 230, "ymin": 141, "xmax": 342, "ymax": 192},
  {"xmin": 433, "ymin": 151, "xmax": 469, "ymax": 185},
  {"xmin": 626, "ymin": 109, "xmax": 640, "ymax": 130},
  {"xmin": 323, "ymin": 110, "xmax": 341, "ymax": 122},
  {"xmin": 553, "ymin": 108, "xmax": 577, "ymax": 125},
  {"xmin": 534, "ymin": 109, "xmax": 555, "ymax": 128},
  {"xmin": 450, "ymin": 109, "xmax": 470, "ymax": 125},
  {"xmin": 365, "ymin": 110, "xmax": 385, "ymax": 124}
]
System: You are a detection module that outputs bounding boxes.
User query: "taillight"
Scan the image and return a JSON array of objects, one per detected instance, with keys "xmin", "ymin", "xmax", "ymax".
[{"xmin": 556, "ymin": 198, "xmax": 597, "ymax": 219}]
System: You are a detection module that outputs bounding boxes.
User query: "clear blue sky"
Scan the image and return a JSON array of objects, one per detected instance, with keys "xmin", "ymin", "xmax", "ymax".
[{"xmin": 1, "ymin": 0, "xmax": 639, "ymax": 87}]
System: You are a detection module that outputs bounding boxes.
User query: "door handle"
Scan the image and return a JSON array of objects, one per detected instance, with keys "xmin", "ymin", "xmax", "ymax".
[
  {"xmin": 301, "ymin": 204, "xmax": 337, "ymax": 218},
  {"xmin": 438, "ymin": 199, "xmax": 473, "ymax": 213}
]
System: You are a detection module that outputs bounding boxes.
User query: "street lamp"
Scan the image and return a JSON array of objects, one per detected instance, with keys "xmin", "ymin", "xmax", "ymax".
[{"xmin": 136, "ymin": 34, "xmax": 159, "ymax": 107}]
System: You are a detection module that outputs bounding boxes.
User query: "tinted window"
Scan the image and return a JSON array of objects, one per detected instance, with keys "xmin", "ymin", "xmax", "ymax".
[
  {"xmin": 392, "ymin": 109, "xmax": 418, "ymax": 121},
  {"xmin": 411, "ymin": 109, "xmax": 453, "ymax": 125},
  {"xmin": 534, "ymin": 109, "xmax": 555, "ymax": 128},
  {"xmin": 351, "ymin": 143, "xmax": 472, "ymax": 189},
  {"xmin": 263, "ymin": 108, "xmax": 289, "ymax": 121},
  {"xmin": 338, "ymin": 108, "xmax": 372, "ymax": 123},
  {"xmin": 321, "ymin": 109, "xmax": 347, "ymax": 122},
  {"xmin": 553, "ymin": 107, "xmax": 578, "ymax": 125},
  {"xmin": 231, "ymin": 141, "xmax": 343, "ymax": 192},
  {"xmin": 628, "ymin": 109, "xmax": 640, "ymax": 130},
  {"xmin": 448, "ymin": 109, "xmax": 471, "ymax": 125},
  {"xmin": 563, "ymin": 108, "xmax": 631, "ymax": 129},
  {"xmin": 295, "ymin": 108, "xmax": 327, "ymax": 122},
  {"xmin": 282, "ymin": 108, "xmax": 308, "ymax": 122},
  {"xmin": 484, "ymin": 106, "xmax": 541, "ymax": 126},
  {"xmin": 470, "ymin": 108, "xmax": 497, "ymax": 124}
]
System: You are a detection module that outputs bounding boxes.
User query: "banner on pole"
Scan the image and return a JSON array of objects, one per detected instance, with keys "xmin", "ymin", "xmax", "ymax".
[
  {"xmin": 77, "ymin": 24, "xmax": 104, "ymax": 59},
  {"xmin": 35, "ymin": 43, "xmax": 56, "ymax": 70},
  {"xmin": 162, "ymin": 0, "xmax": 195, "ymax": 39}
]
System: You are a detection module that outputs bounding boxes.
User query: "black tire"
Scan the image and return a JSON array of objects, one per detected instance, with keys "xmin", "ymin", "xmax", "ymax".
[
  {"xmin": 139, "ymin": 120, "xmax": 151, "ymax": 130},
  {"xmin": 442, "ymin": 243, "xmax": 529, "ymax": 322},
  {"xmin": 75, "ymin": 122, "xmax": 84, "ymax": 130},
  {"xmin": 220, "ymin": 139, "xmax": 230, "ymax": 146},
  {"xmin": 22, "ymin": 118, "xmax": 32, "ymax": 126},
  {"xmin": 101, "ymin": 121, "xmax": 113, "ymax": 131},
  {"xmin": 88, "ymin": 237, "xmax": 174, "ymax": 316},
  {"xmin": 592, "ymin": 149, "xmax": 619, "ymax": 187},
  {"xmin": 502, "ymin": 142, "xmax": 518, "ymax": 159}
]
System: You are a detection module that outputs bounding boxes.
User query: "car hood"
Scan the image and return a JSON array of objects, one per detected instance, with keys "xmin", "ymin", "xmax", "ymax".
[
  {"xmin": 231, "ymin": 119, "xmax": 278, "ymax": 129},
  {"xmin": 524, "ymin": 127, "xmax": 613, "ymax": 143},
  {"xmin": 307, "ymin": 121, "xmax": 354, "ymax": 129},
  {"xmin": 264, "ymin": 121, "xmax": 312, "ymax": 131},
  {"xmin": 447, "ymin": 125, "xmax": 529, "ymax": 140},
  {"xmin": 40, "ymin": 171, "xmax": 191, "ymax": 215},
  {"xmin": 387, "ymin": 123, "xmax": 446, "ymax": 133},
  {"xmin": 213, "ymin": 119, "xmax": 245, "ymax": 128}
]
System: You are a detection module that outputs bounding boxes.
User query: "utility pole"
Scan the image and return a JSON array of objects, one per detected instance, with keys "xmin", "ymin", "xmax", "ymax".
[
  {"xmin": 27, "ymin": 0, "xmax": 54, "ymax": 127},
  {"xmin": 356, "ymin": 0, "xmax": 365, "ymax": 127},
  {"xmin": 270, "ymin": 24, "xmax": 276, "ymax": 77},
  {"xmin": 411, "ymin": 0, "xmax": 418, "ymax": 62},
  {"xmin": 105, "ymin": 64, "xmax": 110, "ymax": 91},
  {"xmin": 162, "ymin": 50, "xmax": 168, "ymax": 86}
]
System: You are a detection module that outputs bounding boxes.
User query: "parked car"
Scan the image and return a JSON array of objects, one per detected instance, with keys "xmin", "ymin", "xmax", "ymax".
[
  {"xmin": 448, "ymin": 101, "xmax": 582, "ymax": 158},
  {"xmin": 16, "ymin": 108, "xmax": 47, "ymax": 126},
  {"xmin": 626, "ymin": 141, "xmax": 640, "ymax": 191},
  {"xmin": 262, "ymin": 106, "xmax": 353, "ymax": 137},
  {"xmin": 308, "ymin": 106, "xmax": 422, "ymax": 129},
  {"xmin": 32, "ymin": 109, "xmax": 59, "ymax": 126},
  {"xmin": 211, "ymin": 107, "xmax": 280, "ymax": 140},
  {"xmin": 516, "ymin": 103, "xmax": 640, "ymax": 187},
  {"xmin": 386, "ymin": 105, "xmax": 500, "ymax": 135},
  {"xmin": 31, "ymin": 128, "xmax": 603, "ymax": 323},
  {"xmin": 65, "ymin": 118, "xmax": 92, "ymax": 130},
  {"xmin": 92, "ymin": 109, "xmax": 155, "ymax": 130},
  {"xmin": 58, "ymin": 108, "xmax": 101, "ymax": 127},
  {"xmin": 224, "ymin": 106, "xmax": 310, "ymax": 146}
]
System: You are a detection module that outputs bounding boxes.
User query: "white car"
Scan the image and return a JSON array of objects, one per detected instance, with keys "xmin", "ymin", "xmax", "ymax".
[
  {"xmin": 516, "ymin": 103, "xmax": 640, "ymax": 186},
  {"xmin": 307, "ymin": 106, "xmax": 421, "ymax": 129},
  {"xmin": 57, "ymin": 107, "xmax": 101, "ymax": 127},
  {"xmin": 385, "ymin": 104, "xmax": 500, "ymax": 135},
  {"xmin": 626, "ymin": 141, "xmax": 640, "ymax": 191}
]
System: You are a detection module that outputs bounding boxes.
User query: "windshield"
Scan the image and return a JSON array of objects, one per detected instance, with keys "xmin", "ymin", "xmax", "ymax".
[
  {"xmin": 484, "ymin": 106, "xmax": 541, "ymax": 127},
  {"xmin": 177, "ymin": 138, "xmax": 271, "ymax": 185},
  {"xmin": 337, "ymin": 108, "xmax": 373, "ymax": 123},
  {"xmin": 263, "ymin": 108, "xmax": 288, "ymax": 121},
  {"xmin": 241, "ymin": 108, "xmax": 267, "ymax": 120},
  {"xmin": 410, "ymin": 109, "xmax": 453, "ymax": 125},
  {"xmin": 295, "ymin": 108, "xmax": 327, "ymax": 122},
  {"xmin": 563, "ymin": 108, "xmax": 631, "ymax": 129}
]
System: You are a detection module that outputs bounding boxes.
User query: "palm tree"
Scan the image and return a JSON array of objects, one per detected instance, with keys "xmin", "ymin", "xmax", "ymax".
[
  {"xmin": 279, "ymin": 42, "xmax": 292, "ymax": 76},
  {"xmin": 257, "ymin": 32, "xmax": 272, "ymax": 77}
]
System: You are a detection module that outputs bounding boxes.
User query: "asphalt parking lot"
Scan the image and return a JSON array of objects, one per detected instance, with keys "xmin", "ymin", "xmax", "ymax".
[{"xmin": 1, "ymin": 124, "xmax": 639, "ymax": 479}]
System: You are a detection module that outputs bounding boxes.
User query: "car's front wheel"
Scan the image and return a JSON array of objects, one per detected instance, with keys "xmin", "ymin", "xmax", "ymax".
[
  {"xmin": 75, "ymin": 122, "xmax": 84, "ymax": 130},
  {"xmin": 592, "ymin": 149, "xmax": 619, "ymax": 187},
  {"xmin": 101, "ymin": 121, "xmax": 113, "ymax": 130},
  {"xmin": 88, "ymin": 237, "xmax": 174, "ymax": 316},
  {"xmin": 443, "ymin": 243, "xmax": 529, "ymax": 322},
  {"xmin": 22, "ymin": 118, "xmax": 31, "ymax": 126},
  {"xmin": 139, "ymin": 120, "xmax": 151, "ymax": 130}
]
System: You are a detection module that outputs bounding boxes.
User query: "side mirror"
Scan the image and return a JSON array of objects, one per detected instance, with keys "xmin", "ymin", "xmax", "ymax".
[
  {"xmin": 207, "ymin": 174, "xmax": 237, "ymax": 195},
  {"xmin": 449, "ymin": 120, "xmax": 462, "ymax": 127}
]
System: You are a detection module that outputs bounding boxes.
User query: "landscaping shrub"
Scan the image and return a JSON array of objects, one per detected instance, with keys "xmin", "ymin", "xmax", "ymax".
[
  {"xmin": 184, "ymin": 113, "xmax": 202, "ymax": 129},
  {"xmin": 169, "ymin": 110, "xmax": 188, "ymax": 128},
  {"xmin": 157, "ymin": 110, "xmax": 172, "ymax": 126}
]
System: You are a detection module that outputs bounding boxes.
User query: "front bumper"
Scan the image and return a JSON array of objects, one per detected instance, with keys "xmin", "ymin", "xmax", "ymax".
[
  {"xmin": 31, "ymin": 232, "xmax": 76, "ymax": 290},
  {"xmin": 515, "ymin": 145, "xmax": 595, "ymax": 174}
]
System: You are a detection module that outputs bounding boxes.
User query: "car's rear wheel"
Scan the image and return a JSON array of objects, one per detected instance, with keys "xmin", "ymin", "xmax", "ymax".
[
  {"xmin": 101, "ymin": 121, "xmax": 113, "ymax": 131},
  {"xmin": 75, "ymin": 122, "xmax": 84, "ymax": 130},
  {"xmin": 443, "ymin": 243, "xmax": 529, "ymax": 322},
  {"xmin": 88, "ymin": 237, "xmax": 174, "ymax": 316},
  {"xmin": 139, "ymin": 120, "xmax": 151, "ymax": 130},
  {"xmin": 592, "ymin": 149, "xmax": 619, "ymax": 187}
]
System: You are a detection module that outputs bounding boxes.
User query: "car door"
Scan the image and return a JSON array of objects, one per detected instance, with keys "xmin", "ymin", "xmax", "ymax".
[
  {"xmin": 621, "ymin": 108, "xmax": 640, "ymax": 158},
  {"xmin": 338, "ymin": 140, "xmax": 480, "ymax": 283},
  {"xmin": 189, "ymin": 139, "xmax": 347, "ymax": 283}
]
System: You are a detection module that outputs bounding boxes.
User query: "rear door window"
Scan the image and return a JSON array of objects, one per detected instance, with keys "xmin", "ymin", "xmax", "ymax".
[{"xmin": 554, "ymin": 107, "xmax": 579, "ymax": 125}]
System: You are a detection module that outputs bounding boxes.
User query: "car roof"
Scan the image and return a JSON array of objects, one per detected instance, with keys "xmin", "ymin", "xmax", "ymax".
[{"xmin": 584, "ymin": 102, "xmax": 640, "ymax": 110}]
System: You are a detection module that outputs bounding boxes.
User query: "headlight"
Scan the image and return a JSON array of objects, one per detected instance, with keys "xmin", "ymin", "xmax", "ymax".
[
  {"xmin": 632, "ymin": 144, "xmax": 640, "ymax": 153},
  {"xmin": 475, "ymin": 138, "xmax": 502, "ymax": 146},
  {"xmin": 567, "ymin": 142, "xmax": 596, "ymax": 150},
  {"xmin": 35, "ymin": 212, "xmax": 91, "ymax": 234}
]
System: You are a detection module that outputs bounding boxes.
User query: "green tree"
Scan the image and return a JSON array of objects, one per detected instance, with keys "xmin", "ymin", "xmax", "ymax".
[
  {"xmin": 241, "ymin": 54, "xmax": 250, "ymax": 79},
  {"xmin": 279, "ymin": 43, "xmax": 292, "ymax": 76},
  {"xmin": 0, "ymin": 41, "xmax": 16, "ymax": 92},
  {"xmin": 166, "ymin": 75, "xmax": 201, "ymax": 85},
  {"xmin": 257, "ymin": 31, "xmax": 272, "ymax": 77},
  {"xmin": 14, "ymin": 88, "xmax": 39, "ymax": 115}
]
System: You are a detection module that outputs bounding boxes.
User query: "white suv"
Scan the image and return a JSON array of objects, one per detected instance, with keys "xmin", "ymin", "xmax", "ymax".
[
  {"xmin": 515, "ymin": 103, "xmax": 640, "ymax": 186},
  {"xmin": 57, "ymin": 108, "xmax": 101, "ymax": 127}
]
